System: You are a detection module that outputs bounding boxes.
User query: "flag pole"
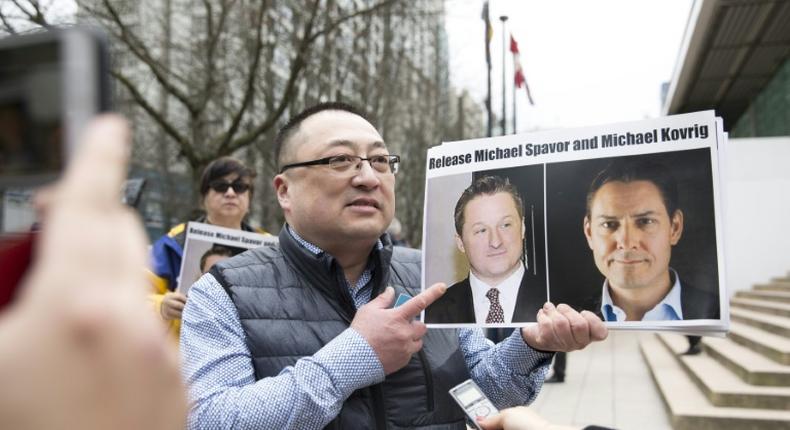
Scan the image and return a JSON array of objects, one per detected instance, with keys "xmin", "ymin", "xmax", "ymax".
[
  {"xmin": 512, "ymin": 75, "xmax": 517, "ymax": 133},
  {"xmin": 483, "ymin": 2, "xmax": 493, "ymax": 137},
  {"xmin": 499, "ymin": 15, "xmax": 508, "ymax": 135}
]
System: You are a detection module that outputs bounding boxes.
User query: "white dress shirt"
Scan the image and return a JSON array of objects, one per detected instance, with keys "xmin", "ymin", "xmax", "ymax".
[{"xmin": 469, "ymin": 262, "xmax": 525, "ymax": 324}]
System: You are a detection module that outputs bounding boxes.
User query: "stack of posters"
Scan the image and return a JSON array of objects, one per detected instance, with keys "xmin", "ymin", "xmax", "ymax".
[
  {"xmin": 421, "ymin": 110, "xmax": 728, "ymax": 336},
  {"xmin": 177, "ymin": 221, "xmax": 278, "ymax": 294}
]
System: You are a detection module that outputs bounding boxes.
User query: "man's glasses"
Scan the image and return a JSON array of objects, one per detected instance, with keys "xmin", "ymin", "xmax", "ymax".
[
  {"xmin": 279, "ymin": 154, "xmax": 400, "ymax": 175},
  {"xmin": 208, "ymin": 180, "xmax": 251, "ymax": 194}
]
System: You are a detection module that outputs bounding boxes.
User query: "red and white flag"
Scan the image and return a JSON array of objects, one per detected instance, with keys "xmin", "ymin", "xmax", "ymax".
[{"xmin": 510, "ymin": 35, "xmax": 535, "ymax": 105}]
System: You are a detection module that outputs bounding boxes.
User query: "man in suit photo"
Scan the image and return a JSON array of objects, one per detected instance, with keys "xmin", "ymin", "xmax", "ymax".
[
  {"xmin": 426, "ymin": 175, "xmax": 547, "ymax": 324},
  {"xmin": 583, "ymin": 158, "xmax": 720, "ymax": 323}
]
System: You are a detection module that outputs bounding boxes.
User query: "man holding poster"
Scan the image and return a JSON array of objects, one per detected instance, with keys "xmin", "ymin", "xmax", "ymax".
[
  {"xmin": 180, "ymin": 102, "xmax": 607, "ymax": 429},
  {"xmin": 583, "ymin": 159, "xmax": 719, "ymax": 322},
  {"xmin": 426, "ymin": 175, "xmax": 546, "ymax": 324}
]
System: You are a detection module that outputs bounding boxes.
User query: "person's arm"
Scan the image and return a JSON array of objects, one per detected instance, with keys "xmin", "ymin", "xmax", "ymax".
[
  {"xmin": 461, "ymin": 303, "xmax": 608, "ymax": 409},
  {"xmin": 459, "ymin": 329, "xmax": 553, "ymax": 409},
  {"xmin": 180, "ymin": 274, "xmax": 386, "ymax": 430}
]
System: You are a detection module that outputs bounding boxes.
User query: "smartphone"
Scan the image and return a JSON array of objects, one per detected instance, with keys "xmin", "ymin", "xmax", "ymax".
[
  {"xmin": 0, "ymin": 27, "xmax": 110, "ymax": 189},
  {"xmin": 449, "ymin": 379, "xmax": 499, "ymax": 429},
  {"xmin": 0, "ymin": 27, "xmax": 110, "ymax": 308}
]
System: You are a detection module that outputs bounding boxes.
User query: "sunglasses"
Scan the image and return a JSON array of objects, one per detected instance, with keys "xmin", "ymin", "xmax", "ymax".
[{"xmin": 209, "ymin": 180, "xmax": 251, "ymax": 194}]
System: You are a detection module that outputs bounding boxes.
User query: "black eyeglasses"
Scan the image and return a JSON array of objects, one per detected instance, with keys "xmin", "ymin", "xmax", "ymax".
[
  {"xmin": 208, "ymin": 180, "xmax": 251, "ymax": 194},
  {"xmin": 279, "ymin": 154, "xmax": 400, "ymax": 175}
]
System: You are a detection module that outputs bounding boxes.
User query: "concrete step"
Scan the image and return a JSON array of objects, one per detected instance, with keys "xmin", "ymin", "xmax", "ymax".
[
  {"xmin": 731, "ymin": 297, "xmax": 790, "ymax": 318},
  {"xmin": 640, "ymin": 334, "xmax": 790, "ymax": 429},
  {"xmin": 736, "ymin": 290, "xmax": 790, "ymax": 304},
  {"xmin": 659, "ymin": 333, "xmax": 790, "ymax": 409},
  {"xmin": 754, "ymin": 282, "xmax": 790, "ymax": 292},
  {"xmin": 702, "ymin": 336, "xmax": 790, "ymax": 386},
  {"xmin": 728, "ymin": 322, "xmax": 790, "ymax": 365},
  {"xmin": 731, "ymin": 308, "xmax": 790, "ymax": 337}
]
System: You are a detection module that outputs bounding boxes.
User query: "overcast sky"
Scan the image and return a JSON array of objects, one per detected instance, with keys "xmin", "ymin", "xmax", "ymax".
[{"xmin": 444, "ymin": 0, "xmax": 694, "ymax": 133}]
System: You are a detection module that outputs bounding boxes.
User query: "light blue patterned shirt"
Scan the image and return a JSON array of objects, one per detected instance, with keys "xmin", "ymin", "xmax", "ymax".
[
  {"xmin": 601, "ymin": 268, "xmax": 684, "ymax": 321},
  {"xmin": 181, "ymin": 227, "xmax": 552, "ymax": 429}
]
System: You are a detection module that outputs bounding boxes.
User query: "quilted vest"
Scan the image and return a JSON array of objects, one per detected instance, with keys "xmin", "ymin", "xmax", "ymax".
[{"xmin": 210, "ymin": 228, "xmax": 470, "ymax": 429}]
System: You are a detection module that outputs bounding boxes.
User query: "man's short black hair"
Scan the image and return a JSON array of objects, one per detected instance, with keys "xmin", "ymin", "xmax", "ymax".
[
  {"xmin": 199, "ymin": 156, "xmax": 256, "ymax": 197},
  {"xmin": 274, "ymin": 101, "xmax": 368, "ymax": 171},
  {"xmin": 199, "ymin": 244, "xmax": 237, "ymax": 273},
  {"xmin": 586, "ymin": 158, "xmax": 679, "ymax": 218},
  {"xmin": 454, "ymin": 175, "xmax": 524, "ymax": 235}
]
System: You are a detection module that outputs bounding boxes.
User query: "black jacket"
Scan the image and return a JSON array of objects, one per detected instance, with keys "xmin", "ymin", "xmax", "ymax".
[{"xmin": 424, "ymin": 273, "xmax": 547, "ymax": 324}]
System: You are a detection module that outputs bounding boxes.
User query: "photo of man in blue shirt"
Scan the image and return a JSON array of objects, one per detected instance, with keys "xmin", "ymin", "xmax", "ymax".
[{"xmin": 582, "ymin": 159, "xmax": 719, "ymax": 322}]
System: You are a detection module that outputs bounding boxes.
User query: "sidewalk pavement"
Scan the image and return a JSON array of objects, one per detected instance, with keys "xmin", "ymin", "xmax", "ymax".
[{"xmin": 530, "ymin": 331, "xmax": 672, "ymax": 430}]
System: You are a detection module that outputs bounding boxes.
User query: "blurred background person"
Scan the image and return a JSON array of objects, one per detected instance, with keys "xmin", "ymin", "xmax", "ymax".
[
  {"xmin": 545, "ymin": 351, "xmax": 566, "ymax": 383},
  {"xmin": 199, "ymin": 244, "xmax": 237, "ymax": 275},
  {"xmin": 149, "ymin": 157, "xmax": 267, "ymax": 336},
  {"xmin": 387, "ymin": 217, "xmax": 410, "ymax": 247}
]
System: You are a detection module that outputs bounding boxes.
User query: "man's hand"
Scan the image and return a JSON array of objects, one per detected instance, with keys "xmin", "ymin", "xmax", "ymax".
[
  {"xmin": 351, "ymin": 283, "xmax": 446, "ymax": 374},
  {"xmin": 161, "ymin": 291, "xmax": 187, "ymax": 320},
  {"xmin": 521, "ymin": 303, "xmax": 607, "ymax": 352},
  {"xmin": 0, "ymin": 116, "xmax": 186, "ymax": 430}
]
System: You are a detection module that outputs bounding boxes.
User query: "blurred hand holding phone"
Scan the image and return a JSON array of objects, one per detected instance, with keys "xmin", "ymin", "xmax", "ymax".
[{"xmin": 0, "ymin": 28, "xmax": 187, "ymax": 429}]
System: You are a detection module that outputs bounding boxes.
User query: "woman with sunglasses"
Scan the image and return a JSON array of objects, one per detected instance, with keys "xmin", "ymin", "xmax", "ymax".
[{"xmin": 149, "ymin": 157, "xmax": 268, "ymax": 338}]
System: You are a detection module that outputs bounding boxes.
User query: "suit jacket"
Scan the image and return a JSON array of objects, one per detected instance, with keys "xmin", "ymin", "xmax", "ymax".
[
  {"xmin": 425, "ymin": 274, "xmax": 547, "ymax": 324},
  {"xmin": 593, "ymin": 277, "xmax": 720, "ymax": 321}
]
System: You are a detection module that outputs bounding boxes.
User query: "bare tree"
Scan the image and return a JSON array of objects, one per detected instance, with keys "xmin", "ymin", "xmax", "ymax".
[
  {"xmin": 2, "ymin": 0, "xmax": 403, "ymax": 174},
  {"xmin": 1, "ymin": 0, "xmax": 482, "ymax": 241}
]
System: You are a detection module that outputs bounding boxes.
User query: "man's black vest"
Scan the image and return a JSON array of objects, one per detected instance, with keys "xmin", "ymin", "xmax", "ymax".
[{"xmin": 211, "ymin": 229, "xmax": 470, "ymax": 429}]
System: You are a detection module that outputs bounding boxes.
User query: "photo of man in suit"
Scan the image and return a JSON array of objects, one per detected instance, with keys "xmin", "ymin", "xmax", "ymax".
[
  {"xmin": 583, "ymin": 159, "xmax": 719, "ymax": 322},
  {"xmin": 425, "ymin": 175, "xmax": 547, "ymax": 324}
]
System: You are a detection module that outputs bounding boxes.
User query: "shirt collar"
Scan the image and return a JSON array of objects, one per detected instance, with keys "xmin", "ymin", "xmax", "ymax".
[
  {"xmin": 286, "ymin": 224, "xmax": 382, "ymax": 296},
  {"xmin": 287, "ymin": 224, "xmax": 383, "ymax": 255},
  {"xmin": 469, "ymin": 262, "xmax": 525, "ymax": 324},
  {"xmin": 601, "ymin": 268, "xmax": 683, "ymax": 322}
]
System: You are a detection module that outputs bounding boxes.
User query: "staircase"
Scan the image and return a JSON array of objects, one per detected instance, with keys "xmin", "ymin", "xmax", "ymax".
[{"xmin": 640, "ymin": 275, "xmax": 790, "ymax": 429}]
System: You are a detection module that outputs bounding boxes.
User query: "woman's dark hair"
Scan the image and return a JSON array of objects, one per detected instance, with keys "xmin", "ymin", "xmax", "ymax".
[{"xmin": 198, "ymin": 156, "xmax": 256, "ymax": 197}]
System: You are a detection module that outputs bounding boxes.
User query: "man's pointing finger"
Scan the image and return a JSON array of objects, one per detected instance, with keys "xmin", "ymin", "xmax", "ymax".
[{"xmin": 395, "ymin": 283, "xmax": 447, "ymax": 319}]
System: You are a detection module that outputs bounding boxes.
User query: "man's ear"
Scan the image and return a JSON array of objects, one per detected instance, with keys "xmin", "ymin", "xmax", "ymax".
[
  {"xmin": 455, "ymin": 233, "xmax": 465, "ymax": 254},
  {"xmin": 521, "ymin": 217, "xmax": 526, "ymax": 240},
  {"xmin": 583, "ymin": 215, "xmax": 594, "ymax": 250},
  {"xmin": 273, "ymin": 174, "xmax": 290, "ymax": 212},
  {"xmin": 670, "ymin": 209, "xmax": 684, "ymax": 245}
]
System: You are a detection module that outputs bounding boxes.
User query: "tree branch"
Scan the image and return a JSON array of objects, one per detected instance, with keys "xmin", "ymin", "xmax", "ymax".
[
  {"xmin": 9, "ymin": 0, "xmax": 50, "ymax": 27},
  {"xmin": 306, "ymin": 0, "xmax": 401, "ymax": 45},
  {"xmin": 100, "ymin": 0, "xmax": 199, "ymax": 116},
  {"xmin": 0, "ymin": 9, "xmax": 19, "ymax": 34},
  {"xmin": 214, "ymin": 0, "xmax": 267, "ymax": 154},
  {"xmin": 111, "ymin": 70, "xmax": 195, "ymax": 165},
  {"xmin": 223, "ymin": 0, "xmax": 402, "ymax": 154},
  {"xmin": 195, "ymin": 0, "xmax": 235, "ymax": 115},
  {"xmin": 221, "ymin": 0, "xmax": 321, "ymax": 154}
]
